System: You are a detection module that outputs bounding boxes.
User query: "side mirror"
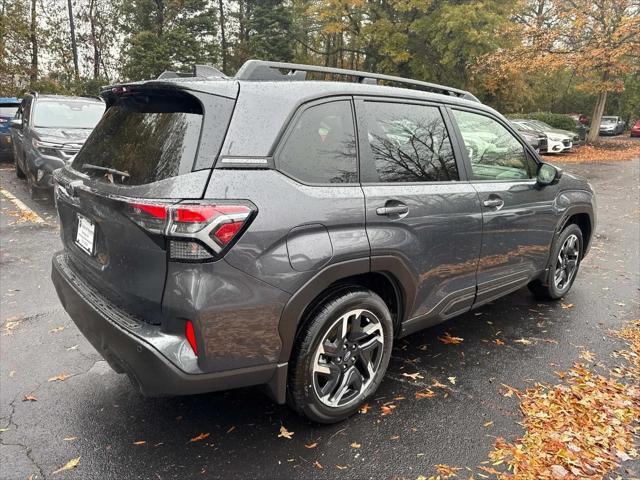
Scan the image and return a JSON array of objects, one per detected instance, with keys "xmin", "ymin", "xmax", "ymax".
[
  {"xmin": 10, "ymin": 118, "xmax": 22, "ymax": 129},
  {"xmin": 537, "ymin": 163, "xmax": 562, "ymax": 186}
]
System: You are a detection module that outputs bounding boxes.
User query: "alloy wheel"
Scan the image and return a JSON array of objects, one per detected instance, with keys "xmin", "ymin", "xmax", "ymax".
[
  {"xmin": 311, "ymin": 309, "xmax": 385, "ymax": 408},
  {"xmin": 554, "ymin": 234, "xmax": 579, "ymax": 290}
]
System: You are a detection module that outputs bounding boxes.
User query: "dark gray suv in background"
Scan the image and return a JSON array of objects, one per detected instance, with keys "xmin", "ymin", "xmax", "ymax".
[{"xmin": 51, "ymin": 61, "xmax": 596, "ymax": 423}]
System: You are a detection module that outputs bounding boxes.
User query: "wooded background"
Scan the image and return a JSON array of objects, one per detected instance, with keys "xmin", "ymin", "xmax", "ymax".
[{"xmin": 1, "ymin": 0, "xmax": 638, "ymax": 141}]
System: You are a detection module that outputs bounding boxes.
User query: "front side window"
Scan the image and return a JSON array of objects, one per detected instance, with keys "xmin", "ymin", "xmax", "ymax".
[
  {"xmin": 362, "ymin": 102, "xmax": 458, "ymax": 182},
  {"xmin": 452, "ymin": 110, "xmax": 536, "ymax": 180},
  {"xmin": 278, "ymin": 100, "xmax": 357, "ymax": 184},
  {"xmin": 33, "ymin": 100, "xmax": 105, "ymax": 129}
]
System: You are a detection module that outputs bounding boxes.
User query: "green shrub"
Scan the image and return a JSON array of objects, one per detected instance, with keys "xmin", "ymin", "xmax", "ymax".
[{"xmin": 505, "ymin": 112, "xmax": 578, "ymax": 131}]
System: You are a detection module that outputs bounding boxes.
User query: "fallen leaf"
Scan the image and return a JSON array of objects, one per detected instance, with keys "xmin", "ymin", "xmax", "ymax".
[
  {"xmin": 48, "ymin": 373, "xmax": 71, "ymax": 382},
  {"xmin": 66, "ymin": 345, "xmax": 79, "ymax": 351},
  {"xmin": 415, "ymin": 389, "xmax": 436, "ymax": 399},
  {"xmin": 278, "ymin": 425, "xmax": 294, "ymax": 439},
  {"xmin": 133, "ymin": 440, "xmax": 146, "ymax": 445},
  {"xmin": 0, "ymin": 428, "xmax": 9, "ymax": 432},
  {"xmin": 359, "ymin": 403, "xmax": 371, "ymax": 414},
  {"xmin": 579, "ymin": 350, "xmax": 595, "ymax": 362},
  {"xmin": 494, "ymin": 338, "xmax": 506, "ymax": 345},
  {"xmin": 551, "ymin": 464, "xmax": 568, "ymax": 478},
  {"xmin": 447, "ymin": 376, "xmax": 457, "ymax": 385},
  {"xmin": 63, "ymin": 437, "xmax": 77, "ymax": 441},
  {"xmin": 438, "ymin": 332, "xmax": 464, "ymax": 345},
  {"xmin": 50, "ymin": 326, "xmax": 64, "ymax": 333},
  {"xmin": 313, "ymin": 460, "xmax": 323, "ymax": 469},
  {"xmin": 305, "ymin": 442, "xmax": 317, "ymax": 449},
  {"xmin": 189, "ymin": 432, "xmax": 210, "ymax": 443},
  {"xmin": 23, "ymin": 395, "xmax": 37, "ymax": 402},
  {"xmin": 483, "ymin": 421, "xmax": 494, "ymax": 427},
  {"xmin": 435, "ymin": 464, "xmax": 462, "ymax": 477},
  {"xmin": 380, "ymin": 404, "xmax": 396, "ymax": 416},
  {"xmin": 561, "ymin": 303, "xmax": 574, "ymax": 309},
  {"xmin": 350, "ymin": 442, "xmax": 361, "ymax": 448},
  {"xmin": 226, "ymin": 426, "xmax": 236, "ymax": 434},
  {"xmin": 52, "ymin": 457, "xmax": 80, "ymax": 475},
  {"xmin": 336, "ymin": 465, "xmax": 347, "ymax": 470},
  {"xmin": 514, "ymin": 338, "xmax": 533, "ymax": 345},
  {"xmin": 402, "ymin": 372, "xmax": 424, "ymax": 380}
]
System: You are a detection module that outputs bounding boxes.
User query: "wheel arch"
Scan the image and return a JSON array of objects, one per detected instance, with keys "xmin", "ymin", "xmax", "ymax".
[{"xmin": 277, "ymin": 256, "xmax": 416, "ymax": 364}]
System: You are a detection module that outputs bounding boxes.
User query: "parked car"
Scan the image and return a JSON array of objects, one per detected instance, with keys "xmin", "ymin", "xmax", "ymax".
[
  {"xmin": 10, "ymin": 93, "xmax": 105, "ymax": 197},
  {"xmin": 510, "ymin": 122, "xmax": 548, "ymax": 153},
  {"xmin": 51, "ymin": 61, "xmax": 596, "ymax": 423},
  {"xmin": 511, "ymin": 119, "xmax": 574, "ymax": 153},
  {"xmin": 0, "ymin": 97, "xmax": 21, "ymax": 161},
  {"xmin": 599, "ymin": 116, "xmax": 625, "ymax": 136},
  {"xmin": 630, "ymin": 119, "xmax": 640, "ymax": 137}
]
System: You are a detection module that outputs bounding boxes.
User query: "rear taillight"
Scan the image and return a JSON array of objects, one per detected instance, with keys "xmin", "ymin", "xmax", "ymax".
[{"xmin": 125, "ymin": 200, "xmax": 254, "ymax": 261}]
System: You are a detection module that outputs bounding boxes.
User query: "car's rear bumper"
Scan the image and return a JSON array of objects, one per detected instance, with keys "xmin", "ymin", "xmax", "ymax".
[{"xmin": 51, "ymin": 251, "xmax": 281, "ymax": 398}]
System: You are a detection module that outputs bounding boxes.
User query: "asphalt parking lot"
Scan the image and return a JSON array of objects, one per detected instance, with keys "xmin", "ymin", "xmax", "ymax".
[{"xmin": 1, "ymin": 154, "xmax": 639, "ymax": 479}]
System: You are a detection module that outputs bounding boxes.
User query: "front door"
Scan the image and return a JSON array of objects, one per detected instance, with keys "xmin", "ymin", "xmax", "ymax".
[
  {"xmin": 449, "ymin": 108, "xmax": 559, "ymax": 306},
  {"xmin": 356, "ymin": 98, "xmax": 483, "ymax": 335},
  {"xmin": 12, "ymin": 98, "xmax": 30, "ymax": 168}
]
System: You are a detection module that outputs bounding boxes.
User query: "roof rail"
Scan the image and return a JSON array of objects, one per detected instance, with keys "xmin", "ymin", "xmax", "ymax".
[
  {"xmin": 235, "ymin": 60, "xmax": 480, "ymax": 102},
  {"xmin": 157, "ymin": 64, "xmax": 227, "ymax": 80}
]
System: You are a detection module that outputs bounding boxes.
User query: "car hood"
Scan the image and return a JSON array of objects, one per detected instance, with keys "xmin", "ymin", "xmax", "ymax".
[{"xmin": 33, "ymin": 127, "xmax": 92, "ymax": 144}]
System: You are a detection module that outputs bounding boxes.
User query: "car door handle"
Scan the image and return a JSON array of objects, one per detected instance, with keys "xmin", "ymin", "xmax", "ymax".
[
  {"xmin": 376, "ymin": 205, "xmax": 409, "ymax": 216},
  {"xmin": 483, "ymin": 197, "xmax": 504, "ymax": 209}
]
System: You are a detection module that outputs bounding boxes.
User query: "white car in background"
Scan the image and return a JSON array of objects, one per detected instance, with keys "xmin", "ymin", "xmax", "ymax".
[{"xmin": 511, "ymin": 119, "xmax": 575, "ymax": 153}]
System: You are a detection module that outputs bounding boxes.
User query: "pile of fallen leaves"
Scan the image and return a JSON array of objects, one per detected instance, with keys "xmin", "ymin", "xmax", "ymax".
[
  {"xmin": 484, "ymin": 320, "xmax": 640, "ymax": 479},
  {"xmin": 552, "ymin": 139, "xmax": 640, "ymax": 163}
]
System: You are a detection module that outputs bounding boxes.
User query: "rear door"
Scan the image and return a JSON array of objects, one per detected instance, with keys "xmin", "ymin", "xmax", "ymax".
[
  {"xmin": 54, "ymin": 87, "xmax": 236, "ymax": 323},
  {"xmin": 449, "ymin": 108, "xmax": 558, "ymax": 306},
  {"xmin": 356, "ymin": 98, "xmax": 483, "ymax": 334}
]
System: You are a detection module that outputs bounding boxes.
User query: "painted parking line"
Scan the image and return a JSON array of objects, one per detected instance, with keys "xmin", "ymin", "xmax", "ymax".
[{"xmin": 0, "ymin": 187, "xmax": 47, "ymax": 225}]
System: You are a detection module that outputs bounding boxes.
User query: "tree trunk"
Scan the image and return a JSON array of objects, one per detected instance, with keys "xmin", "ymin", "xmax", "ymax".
[
  {"xmin": 88, "ymin": 0, "xmax": 100, "ymax": 79},
  {"xmin": 67, "ymin": 0, "xmax": 79, "ymax": 79},
  {"xmin": 587, "ymin": 90, "xmax": 607, "ymax": 143},
  {"xmin": 218, "ymin": 0, "xmax": 227, "ymax": 73},
  {"xmin": 29, "ymin": 0, "xmax": 37, "ymax": 83}
]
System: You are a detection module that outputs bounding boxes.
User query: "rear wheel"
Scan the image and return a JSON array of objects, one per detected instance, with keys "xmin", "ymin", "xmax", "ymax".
[
  {"xmin": 287, "ymin": 288, "xmax": 393, "ymax": 423},
  {"xmin": 529, "ymin": 224, "xmax": 583, "ymax": 300}
]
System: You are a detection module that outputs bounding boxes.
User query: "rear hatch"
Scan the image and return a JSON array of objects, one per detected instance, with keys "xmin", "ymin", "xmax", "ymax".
[{"xmin": 54, "ymin": 84, "xmax": 237, "ymax": 323}]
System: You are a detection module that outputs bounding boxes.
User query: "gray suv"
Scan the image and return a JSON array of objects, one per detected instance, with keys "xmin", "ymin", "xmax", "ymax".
[
  {"xmin": 11, "ymin": 93, "xmax": 105, "ymax": 197},
  {"xmin": 51, "ymin": 61, "xmax": 596, "ymax": 423}
]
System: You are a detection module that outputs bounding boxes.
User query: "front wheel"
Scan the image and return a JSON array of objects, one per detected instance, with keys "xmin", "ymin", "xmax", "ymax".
[
  {"xmin": 529, "ymin": 224, "xmax": 583, "ymax": 299},
  {"xmin": 287, "ymin": 288, "xmax": 393, "ymax": 423}
]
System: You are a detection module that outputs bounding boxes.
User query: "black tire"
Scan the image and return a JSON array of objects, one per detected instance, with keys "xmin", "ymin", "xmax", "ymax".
[
  {"xmin": 287, "ymin": 287, "xmax": 394, "ymax": 423},
  {"xmin": 528, "ymin": 224, "xmax": 583, "ymax": 300},
  {"xmin": 15, "ymin": 157, "xmax": 25, "ymax": 179}
]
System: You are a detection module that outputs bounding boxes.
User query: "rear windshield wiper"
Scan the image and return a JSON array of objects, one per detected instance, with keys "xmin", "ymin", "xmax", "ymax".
[{"xmin": 81, "ymin": 163, "xmax": 130, "ymax": 179}]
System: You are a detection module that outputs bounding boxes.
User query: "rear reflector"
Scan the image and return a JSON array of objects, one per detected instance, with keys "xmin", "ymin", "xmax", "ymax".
[
  {"xmin": 125, "ymin": 200, "xmax": 254, "ymax": 261},
  {"xmin": 185, "ymin": 320, "xmax": 198, "ymax": 356}
]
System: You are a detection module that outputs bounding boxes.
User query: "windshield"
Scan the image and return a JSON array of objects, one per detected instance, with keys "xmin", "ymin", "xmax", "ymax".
[
  {"xmin": 601, "ymin": 117, "xmax": 616, "ymax": 124},
  {"xmin": 529, "ymin": 120, "xmax": 553, "ymax": 130},
  {"xmin": 0, "ymin": 106, "xmax": 19, "ymax": 116},
  {"xmin": 33, "ymin": 100, "xmax": 105, "ymax": 129}
]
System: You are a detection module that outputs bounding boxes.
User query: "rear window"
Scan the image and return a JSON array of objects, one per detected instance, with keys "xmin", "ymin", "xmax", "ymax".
[{"xmin": 73, "ymin": 91, "xmax": 216, "ymax": 186}]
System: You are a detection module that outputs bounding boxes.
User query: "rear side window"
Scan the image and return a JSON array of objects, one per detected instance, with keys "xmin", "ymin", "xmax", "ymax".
[
  {"xmin": 277, "ymin": 100, "xmax": 357, "ymax": 184},
  {"xmin": 362, "ymin": 102, "xmax": 458, "ymax": 182},
  {"xmin": 73, "ymin": 91, "xmax": 214, "ymax": 186}
]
